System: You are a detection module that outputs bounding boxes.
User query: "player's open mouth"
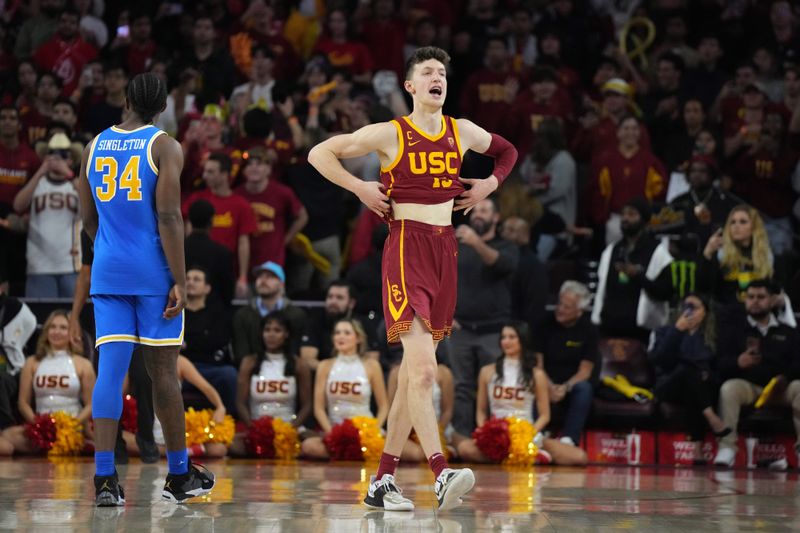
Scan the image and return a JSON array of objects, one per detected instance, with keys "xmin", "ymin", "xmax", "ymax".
[{"xmin": 429, "ymin": 87, "xmax": 442, "ymax": 96}]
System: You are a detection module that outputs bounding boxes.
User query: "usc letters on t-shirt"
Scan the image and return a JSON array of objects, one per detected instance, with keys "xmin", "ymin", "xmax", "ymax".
[
  {"xmin": 182, "ymin": 189, "xmax": 257, "ymax": 253},
  {"xmin": 236, "ymin": 179, "xmax": 304, "ymax": 268}
]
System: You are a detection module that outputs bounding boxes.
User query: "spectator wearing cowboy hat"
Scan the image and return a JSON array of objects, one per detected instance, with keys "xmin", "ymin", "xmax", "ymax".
[{"xmin": 13, "ymin": 132, "xmax": 82, "ymax": 297}]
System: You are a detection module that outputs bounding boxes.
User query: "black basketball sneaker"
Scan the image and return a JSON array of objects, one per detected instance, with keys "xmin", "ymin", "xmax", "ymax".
[
  {"xmin": 162, "ymin": 462, "xmax": 215, "ymax": 502},
  {"xmin": 95, "ymin": 471, "xmax": 125, "ymax": 507},
  {"xmin": 434, "ymin": 468, "xmax": 475, "ymax": 511},
  {"xmin": 363, "ymin": 474, "xmax": 414, "ymax": 511}
]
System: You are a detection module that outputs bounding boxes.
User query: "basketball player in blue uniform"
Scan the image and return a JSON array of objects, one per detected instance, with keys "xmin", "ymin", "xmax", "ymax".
[{"xmin": 77, "ymin": 73, "xmax": 214, "ymax": 506}]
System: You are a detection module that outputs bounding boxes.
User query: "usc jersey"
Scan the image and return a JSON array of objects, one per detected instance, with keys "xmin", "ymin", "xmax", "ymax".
[{"xmin": 380, "ymin": 115, "xmax": 465, "ymax": 205}]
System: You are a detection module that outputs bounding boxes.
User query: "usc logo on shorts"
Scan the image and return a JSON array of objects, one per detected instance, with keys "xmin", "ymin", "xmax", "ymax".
[{"xmin": 390, "ymin": 284, "xmax": 403, "ymax": 303}]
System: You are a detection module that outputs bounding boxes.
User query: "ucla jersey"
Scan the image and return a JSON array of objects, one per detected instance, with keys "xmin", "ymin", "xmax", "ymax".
[{"xmin": 87, "ymin": 125, "xmax": 170, "ymax": 295}]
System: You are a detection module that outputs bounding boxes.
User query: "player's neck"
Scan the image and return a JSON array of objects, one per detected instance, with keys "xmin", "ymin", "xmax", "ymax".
[
  {"xmin": 117, "ymin": 117, "xmax": 149, "ymax": 131},
  {"xmin": 408, "ymin": 108, "xmax": 443, "ymax": 135}
]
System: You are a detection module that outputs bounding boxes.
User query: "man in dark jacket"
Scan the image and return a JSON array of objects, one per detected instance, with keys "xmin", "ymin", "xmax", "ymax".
[
  {"xmin": 450, "ymin": 198, "xmax": 519, "ymax": 435},
  {"xmin": 713, "ymin": 280, "xmax": 800, "ymax": 467},
  {"xmin": 184, "ymin": 199, "xmax": 234, "ymax": 306}
]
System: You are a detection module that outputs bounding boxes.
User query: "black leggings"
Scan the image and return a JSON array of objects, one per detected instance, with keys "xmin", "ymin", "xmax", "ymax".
[{"xmin": 656, "ymin": 366, "xmax": 716, "ymax": 441}]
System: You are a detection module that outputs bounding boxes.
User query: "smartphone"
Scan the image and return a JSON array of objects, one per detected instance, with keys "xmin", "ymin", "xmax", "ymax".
[
  {"xmin": 117, "ymin": 25, "xmax": 129, "ymax": 38},
  {"xmin": 682, "ymin": 303, "xmax": 695, "ymax": 317},
  {"xmin": 746, "ymin": 337, "xmax": 761, "ymax": 355}
]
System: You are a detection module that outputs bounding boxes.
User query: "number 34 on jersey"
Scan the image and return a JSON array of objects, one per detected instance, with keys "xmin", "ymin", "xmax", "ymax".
[{"xmin": 94, "ymin": 155, "xmax": 142, "ymax": 202}]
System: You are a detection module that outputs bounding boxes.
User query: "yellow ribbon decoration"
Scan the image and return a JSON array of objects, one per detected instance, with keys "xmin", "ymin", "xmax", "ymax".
[
  {"xmin": 619, "ymin": 17, "xmax": 656, "ymax": 70},
  {"xmin": 755, "ymin": 377, "xmax": 780, "ymax": 409},
  {"xmin": 602, "ymin": 374, "xmax": 654, "ymax": 402}
]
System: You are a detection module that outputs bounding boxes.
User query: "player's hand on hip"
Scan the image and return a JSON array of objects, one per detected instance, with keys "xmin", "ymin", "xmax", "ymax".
[
  {"xmin": 164, "ymin": 284, "xmax": 186, "ymax": 319},
  {"xmin": 355, "ymin": 181, "xmax": 390, "ymax": 218},
  {"xmin": 455, "ymin": 177, "xmax": 498, "ymax": 214}
]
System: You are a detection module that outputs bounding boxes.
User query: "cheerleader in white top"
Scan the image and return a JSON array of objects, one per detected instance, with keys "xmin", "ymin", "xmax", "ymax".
[
  {"xmin": 387, "ymin": 360, "xmax": 454, "ymax": 462},
  {"xmin": 121, "ymin": 355, "xmax": 230, "ymax": 458},
  {"xmin": 229, "ymin": 312, "xmax": 312, "ymax": 456},
  {"xmin": 1, "ymin": 311, "xmax": 95, "ymax": 455},
  {"xmin": 456, "ymin": 322, "xmax": 588, "ymax": 466},
  {"xmin": 301, "ymin": 319, "xmax": 389, "ymax": 459}
]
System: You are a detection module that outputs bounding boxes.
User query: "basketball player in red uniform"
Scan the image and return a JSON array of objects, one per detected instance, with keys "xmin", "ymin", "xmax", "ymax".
[{"xmin": 309, "ymin": 46, "xmax": 517, "ymax": 511}]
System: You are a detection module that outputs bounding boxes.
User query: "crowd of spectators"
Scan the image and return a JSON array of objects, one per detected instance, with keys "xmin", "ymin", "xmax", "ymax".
[{"xmin": 1, "ymin": 0, "xmax": 800, "ymax": 466}]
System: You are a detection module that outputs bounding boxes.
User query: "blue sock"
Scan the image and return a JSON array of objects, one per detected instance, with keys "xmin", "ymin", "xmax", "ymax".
[
  {"xmin": 166, "ymin": 449, "xmax": 189, "ymax": 475},
  {"xmin": 95, "ymin": 450, "xmax": 115, "ymax": 476}
]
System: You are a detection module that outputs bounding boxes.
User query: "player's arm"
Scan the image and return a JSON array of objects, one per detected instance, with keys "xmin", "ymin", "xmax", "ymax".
[
  {"xmin": 307, "ymin": 122, "xmax": 396, "ymax": 217},
  {"xmin": 153, "ymin": 134, "xmax": 187, "ymax": 318},
  {"xmin": 76, "ymin": 143, "xmax": 99, "ymax": 240},
  {"xmin": 454, "ymin": 118, "xmax": 518, "ymax": 213}
]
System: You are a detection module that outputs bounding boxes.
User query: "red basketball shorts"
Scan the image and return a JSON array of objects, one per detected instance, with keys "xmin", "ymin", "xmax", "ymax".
[{"xmin": 382, "ymin": 219, "xmax": 457, "ymax": 343}]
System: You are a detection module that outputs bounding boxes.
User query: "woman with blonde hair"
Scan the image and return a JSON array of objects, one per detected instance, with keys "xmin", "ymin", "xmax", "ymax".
[
  {"xmin": 301, "ymin": 318, "xmax": 389, "ymax": 459},
  {"xmin": 0, "ymin": 310, "xmax": 96, "ymax": 454},
  {"xmin": 702, "ymin": 205, "xmax": 773, "ymax": 307}
]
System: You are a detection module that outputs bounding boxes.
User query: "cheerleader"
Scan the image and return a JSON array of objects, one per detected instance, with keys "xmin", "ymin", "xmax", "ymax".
[
  {"xmin": 456, "ymin": 322, "xmax": 587, "ymax": 466},
  {"xmin": 122, "ymin": 355, "xmax": 229, "ymax": 458},
  {"xmin": 301, "ymin": 319, "xmax": 389, "ymax": 459},
  {"xmin": 387, "ymin": 359, "xmax": 454, "ymax": 462},
  {"xmin": 1, "ymin": 311, "xmax": 95, "ymax": 454},
  {"xmin": 230, "ymin": 312, "xmax": 312, "ymax": 456}
]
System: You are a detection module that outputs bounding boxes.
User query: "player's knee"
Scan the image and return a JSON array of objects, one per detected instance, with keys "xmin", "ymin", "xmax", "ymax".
[{"xmin": 408, "ymin": 364, "xmax": 437, "ymax": 391}]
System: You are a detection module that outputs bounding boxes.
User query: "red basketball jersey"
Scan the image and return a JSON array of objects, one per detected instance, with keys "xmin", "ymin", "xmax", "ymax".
[{"xmin": 380, "ymin": 115, "xmax": 465, "ymax": 205}]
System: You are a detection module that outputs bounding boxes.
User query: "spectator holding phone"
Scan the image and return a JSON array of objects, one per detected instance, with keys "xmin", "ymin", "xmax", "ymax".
[
  {"xmin": 649, "ymin": 293, "xmax": 729, "ymax": 463},
  {"xmin": 713, "ymin": 281, "xmax": 800, "ymax": 468}
]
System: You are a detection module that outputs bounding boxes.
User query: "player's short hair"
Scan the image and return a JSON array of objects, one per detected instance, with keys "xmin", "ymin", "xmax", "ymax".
[
  {"xmin": 126, "ymin": 72, "xmax": 166, "ymax": 123},
  {"xmin": 405, "ymin": 46, "xmax": 450, "ymax": 80}
]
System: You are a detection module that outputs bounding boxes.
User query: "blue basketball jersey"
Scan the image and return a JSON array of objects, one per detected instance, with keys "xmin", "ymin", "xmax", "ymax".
[{"xmin": 87, "ymin": 125, "xmax": 172, "ymax": 295}]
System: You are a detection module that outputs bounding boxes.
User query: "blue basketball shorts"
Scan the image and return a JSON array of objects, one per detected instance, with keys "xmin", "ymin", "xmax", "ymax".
[{"xmin": 93, "ymin": 294, "xmax": 184, "ymax": 347}]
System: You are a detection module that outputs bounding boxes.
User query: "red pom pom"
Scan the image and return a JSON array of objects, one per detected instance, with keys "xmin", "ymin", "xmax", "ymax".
[
  {"xmin": 324, "ymin": 420, "xmax": 363, "ymax": 461},
  {"xmin": 472, "ymin": 417, "xmax": 510, "ymax": 463},
  {"xmin": 245, "ymin": 416, "xmax": 276, "ymax": 458},
  {"xmin": 120, "ymin": 395, "xmax": 138, "ymax": 434},
  {"xmin": 24, "ymin": 414, "xmax": 57, "ymax": 451}
]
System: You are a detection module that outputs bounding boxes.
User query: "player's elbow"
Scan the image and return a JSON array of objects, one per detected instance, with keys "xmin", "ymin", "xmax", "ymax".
[{"xmin": 158, "ymin": 210, "xmax": 183, "ymax": 229}]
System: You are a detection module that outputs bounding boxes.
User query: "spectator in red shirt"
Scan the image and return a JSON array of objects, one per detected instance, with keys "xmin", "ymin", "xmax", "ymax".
[
  {"xmin": 723, "ymin": 81, "xmax": 775, "ymax": 159},
  {"xmin": 459, "ymin": 37, "xmax": 519, "ymax": 136},
  {"xmin": 111, "ymin": 12, "xmax": 158, "ymax": 76},
  {"xmin": 730, "ymin": 111, "xmax": 798, "ymax": 255},
  {"xmin": 572, "ymin": 78, "xmax": 652, "ymax": 163},
  {"xmin": 180, "ymin": 108, "xmax": 232, "ymax": 195},
  {"xmin": 313, "ymin": 9, "xmax": 374, "ymax": 85},
  {"xmin": 537, "ymin": 29, "xmax": 581, "ymax": 102},
  {"xmin": 507, "ymin": 7, "xmax": 538, "ymax": 75},
  {"xmin": 590, "ymin": 116, "xmax": 667, "ymax": 244},
  {"xmin": 0, "ymin": 106, "xmax": 40, "ymax": 215},
  {"xmin": 12, "ymin": 61, "xmax": 40, "ymax": 111},
  {"xmin": 233, "ymin": 1, "xmax": 301, "ymax": 81},
  {"xmin": 0, "ymin": 105, "xmax": 40, "ymax": 294},
  {"xmin": 236, "ymin": 147, "xmax": 308, "ymax": 270},
  {"xmin": 33, "ymin": 9, "xmax": 97, "ymax": 96},
  {"xmin": 20, "ymin": 73, "xmax": 61, "ymax": 146},
  {"xmin": 183, "ymin": 153, "xmax": 257, "ymax": 299},
  {"xmin": 510, "ymin": 66, "xmax": 573, "ymax": 153},
  {"xmin": 358, "ymin": 0, "xmax": 407, "ymax": 80},
  {"xmin": 712, "ymin": 62, "xmax": 757, "ymax": 125}
]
